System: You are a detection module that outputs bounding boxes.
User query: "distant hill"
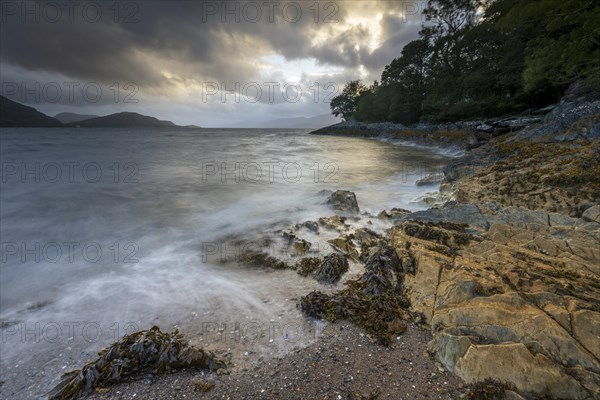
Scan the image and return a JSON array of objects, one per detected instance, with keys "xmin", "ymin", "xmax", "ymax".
[
  {"xmin": 0, "ymin": 98, "xmax": 182, "ymax": 128},
  {"xmin": 0, "ymin": 96, "xmax": 64, "ymax": 127},
  {"xmin": 74, "ymin": 112, "xmax": 178, "ymax": 128},
  {"xmin": 54, "ymin": 112, "xmax": 99, "ymax": 124}
]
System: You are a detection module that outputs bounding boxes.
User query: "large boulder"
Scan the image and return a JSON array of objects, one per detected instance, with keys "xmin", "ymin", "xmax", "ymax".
[{"xmin": 327, "ymin": 190, "xmax": 360, "ymax": 214}]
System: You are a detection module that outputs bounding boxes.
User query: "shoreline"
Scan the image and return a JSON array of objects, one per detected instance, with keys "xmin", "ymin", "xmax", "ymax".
[
  {"xmin": 86, "ymin": 323, "xmax": 467, "ymax": 400},
  {"xmin": 31, "ymin": 84, "xmax": 600, "ymax": 400}
]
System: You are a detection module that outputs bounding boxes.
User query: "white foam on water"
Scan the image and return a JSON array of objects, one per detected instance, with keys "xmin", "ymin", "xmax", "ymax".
[{"xmin": 0, "ymin": 128, "xmax": 453, "ymax": 398}]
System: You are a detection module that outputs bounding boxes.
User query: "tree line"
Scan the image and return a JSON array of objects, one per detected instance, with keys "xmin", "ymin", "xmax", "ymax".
[{"xmin": 330, "ymin": 0, "xmax": 600, "ymax": 124}]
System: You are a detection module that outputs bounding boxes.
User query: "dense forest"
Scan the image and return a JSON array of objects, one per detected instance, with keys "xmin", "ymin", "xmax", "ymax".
[{"xmin": 330, "ymin": 0, "xmax": 600, "ymax": 124}]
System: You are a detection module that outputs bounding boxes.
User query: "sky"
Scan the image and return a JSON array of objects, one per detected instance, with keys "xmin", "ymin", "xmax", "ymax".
[{"xmin": 0, "ymin": 0, "xmax": 427, "ymax": 127}]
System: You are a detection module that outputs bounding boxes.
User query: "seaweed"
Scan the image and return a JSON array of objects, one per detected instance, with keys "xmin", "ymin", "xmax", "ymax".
[
  {"xmin": 47, "ymin": 326, "xmax": 225, "ymax": 400},
  {"xmin": 238, "ymin": 250, "xmax": 291, "ymax": 270},
  {"xmin": 296, "ymin": 257, "xmax": 322, "ymax": 277},
  {"xmin": 299, "ymin": 243, "xmax": 413, "ymax": 345},
  {"xmin": 403, "ymin": 221, "xmax": 472, "ymax": 248},
  {"xmin": 313, "ymin": 253, "xmax": 349, "ymax": 284}
]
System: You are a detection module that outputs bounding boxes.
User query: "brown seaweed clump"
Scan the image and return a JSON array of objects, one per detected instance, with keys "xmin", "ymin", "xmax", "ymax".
[
  {"xmin": 296, "ymin": 257, "xmax": 322, "ymax": 277},
  {"xmin": 299, "ymin": 243, "xmax": 412, "ymax": 344},
  {"xmin": 312, "ymin": 253, "xmax": 349, "ymax": 284},
  {"xmin": 238, "ymin": 250, "xmax": 290, "ymax": 270},
  {"xmin": 237, "ymin": 249, "xmax": 349, "ymax": 284},
  {"xmin": 47, "ymin": 326, "xmax": 225, "ymax": 400},
  {"xmin": 297, "ymin": 254, "xmax": 350, "ymax": 283}
]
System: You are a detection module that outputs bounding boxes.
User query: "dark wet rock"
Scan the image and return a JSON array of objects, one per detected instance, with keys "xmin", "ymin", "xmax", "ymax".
[
  {"xmin": 396, "ymin": 202, "xmax": 582, "ymax": 232},
  {"xmin": 48, "ymin": 326, "xmax": 224, "ymax": 400},
  {"xmin": 492, "ymin": 116, "xmax": 542, "ymax": 131},
  {"xmin": 328, "ymin": 236, "xmax": 359, "ymax": 260},
  {"xmin": 0, "ymin": 319, "xmax": 19, "ymax": 329},
  {"xmin": 531, "ymin": 104, "xmax": 557, "ymax": 116},
  {"xmin": 378, "ymin": 208, "xmax": 411, "ymax": 221},
  {"xmin": 327, "ymin": 190, "xmax": 360, "ymax": 214},
  {"xmin": 318, "ymin": 215, "xmax": 349, "ymax": 231},
  {"xmin": 402, "ymin": 221, "xmax": 472, "ymax": 248},
  {"xmin": 294, "ymin": 220, "xmax": 319, "ymax": 232},
  {"xmin": 313, "ymin": 253, "xmax": 349, "ymax": 284},
  {"xmin": 292, "ymin": 239, "xmax": 311, "ymax": 255},
  {"xmin": 353, "ymin": 228, "xmax": 382, "ymax": 248},
  {"xmin": 239, "ymin": 250, "xmax": 290, "ymax": 270},
  {"xmin": 317, "ymin": 189, "xmax": 334, "ymax": 196},
  {"xmin": 396, "ymin": 203, "xmax": 487, "ymax": 228},
  {"xmin": 309, "ymin": 120, "xmax": 387, "ymax": 137},
  {"xmin": 510, "ymin": 81, "xmax": 600, "ymax": 143},
  {"xmin": 416, "ymin": 173, "xmax": 443, "ymax": 186},
  {"xmin": 282, "ymin": 230, "xmax": 296, "ymax": 242},
  {"xmin": 377, "ymin": 210, "xmax": 391, "ymax": 219},
  {"xmin": 475, "ymin": 123, "xmax": 494, "ymax": 133},
  {"xmin": 391, "ymin": 208, "xmax": 412, "ymax": 217}
]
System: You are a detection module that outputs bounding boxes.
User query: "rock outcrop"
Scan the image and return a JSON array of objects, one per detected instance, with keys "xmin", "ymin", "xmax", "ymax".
[
  {"xmin": 386, "ymin": 86, "xmax": 600, "ymax": 399},
  {"xmin": 389, "ymin": 213, "xmax": 599, "ymax": 399},
  {"xmin": 308, "ymin": 83, "xmax": 600, "ymax": 399},
  {"xmin": 327, "ymin": 190, "xmax": 360, "ymax": 214}
]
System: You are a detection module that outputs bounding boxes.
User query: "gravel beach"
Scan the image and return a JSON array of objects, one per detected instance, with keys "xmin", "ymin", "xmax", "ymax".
[{"xmin": 87, "ymin": 322, "xmax": 466, "ymax": 400}]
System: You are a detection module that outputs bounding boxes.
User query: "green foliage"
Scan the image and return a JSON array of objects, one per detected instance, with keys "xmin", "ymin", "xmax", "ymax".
[
  {"xmin": 330, "ymin": 80, "xmax": 368, "ymax": 121},
  {"xmin": 345, "ymin": 0, "xmax": 600, "ymax": 124},
  {"xmin": 506, "ymin": 0, "xmax": 600, "ymax": 92}
]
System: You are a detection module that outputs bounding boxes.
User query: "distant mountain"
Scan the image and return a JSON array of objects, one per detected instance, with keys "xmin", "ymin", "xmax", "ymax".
[
  {"xmin": 232, "ymin": 113, "xmax": 342, "ymax": 128},
  {"xmin": 0, "ymin": 96, "xmax": 64, "ymax": 127},
  {"xmin": 54, "ymin": 112, "xmax": 99, "ymax": 124},
  {"xmin": 74, "ymin": 112, "xmax": 178, "ymax": 128}
]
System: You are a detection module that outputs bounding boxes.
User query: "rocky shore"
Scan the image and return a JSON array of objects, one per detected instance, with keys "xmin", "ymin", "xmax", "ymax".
[
  {"xmin": 305, "ymin": 82, "xmax": 599, "ymax": 399},
  {"xmin": 46, "ymin": 83, "xmax": 599, "ymax": 400}
]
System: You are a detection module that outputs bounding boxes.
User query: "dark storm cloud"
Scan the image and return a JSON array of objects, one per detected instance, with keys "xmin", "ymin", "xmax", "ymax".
[
  {"xmin": 363, "ymin": 15, "xmax": 423, "ymax": 71},
  {"xmin": 1, "ymin": 1, "xmax": 425, "ymax": 85}
]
